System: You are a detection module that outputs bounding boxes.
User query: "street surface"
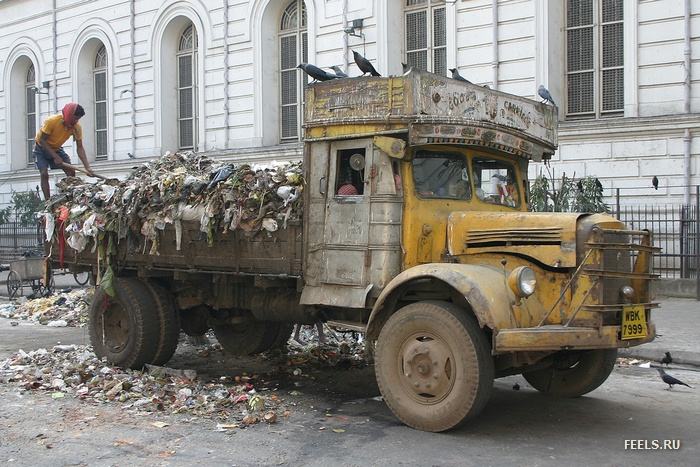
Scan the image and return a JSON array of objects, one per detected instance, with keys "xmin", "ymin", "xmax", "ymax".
[{"xmin": 0, "ymin": 317, "xmax": 697, "ymax": 466}]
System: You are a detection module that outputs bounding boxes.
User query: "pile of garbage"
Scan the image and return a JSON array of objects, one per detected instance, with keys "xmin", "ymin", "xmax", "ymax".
[
  {"xmin": 281, "ymin": 324, "xmax": 367, "ymax": 369},
  {"xmin": 0, "ymin": 288, "xmax": 92, "ymax": 327},
  {"xmin": 0, "ymin": 345, "xmax": 286, "ymax": 426},
  {"xmin": 43, "ymin": 151, "xmax": 304, "ymax": 258}
]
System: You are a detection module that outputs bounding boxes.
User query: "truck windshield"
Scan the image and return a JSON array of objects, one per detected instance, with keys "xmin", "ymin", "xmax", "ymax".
[
  {"xmin": 472, "ymin": 156, "xmax": 520, "ymax": 208},
  {"xmin": 412, "ymin": 150, "xmax": 471, "ymax": 200}
]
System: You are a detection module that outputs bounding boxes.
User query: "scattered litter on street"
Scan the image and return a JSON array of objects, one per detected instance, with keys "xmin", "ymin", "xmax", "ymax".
[
  {"xmin": 0, "ymin": 289, "xmax": 92, "ymax": 327},
  {"xmin": 0, "ymin": 345, "xmax": 289, "ymax": 427}
]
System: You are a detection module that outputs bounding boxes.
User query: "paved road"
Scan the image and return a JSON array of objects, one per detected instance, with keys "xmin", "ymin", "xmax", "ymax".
[{"xmin": 0, "ymin": 318, "xmax": 697, "ymax": 466}]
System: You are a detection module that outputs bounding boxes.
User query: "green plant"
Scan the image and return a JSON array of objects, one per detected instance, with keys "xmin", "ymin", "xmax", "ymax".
[
  {"xmin": 8, "ymin": 190, "xmax": 43, "ymax": 226},
  {"xmin": 573, "ymin": 176, "xmax": 610, "ymax": 214},
  {"xmin": 0, "ymin": 205, "xmax": 11, "ymax": 224},
  {"xmin": 529, "ymin": 168, "xmax": 609, "ymax": 214}
]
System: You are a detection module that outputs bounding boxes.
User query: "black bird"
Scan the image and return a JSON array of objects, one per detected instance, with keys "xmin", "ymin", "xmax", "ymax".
[
  {"xmin": 661, "ymin": 351, "xmax": 673, "ymax": 367},
  {"xmin": 353, "ymin": 50, "xmax": 381, "ymax": 77},
  {"xmin": 657, "ymin": 368, "xmax": 692, "ymax": 390},
  {"xmin": 127, "ymin": 152, "xmax": 135, "ymax": 159},
  {"xmin": 577, "ymin": 180, "xmax": 584, "ymax": 193},
  {"xmin": 402, "ymin": 62, "xmax": 413, "ymax": 75},
  {"xmin": 297, "ymin": 63, "xmax": 337, "ymax": 82},
  {"xmin": 449, "ymin": 68, "xmax": 471, "ymax": 84},
  {"xmin": 652, "ymin": 176, "xmax": 659, "ymax": 190},
  {"xmin": 330, "ymin": 65, "xmax": 348, "ymax": 78}
]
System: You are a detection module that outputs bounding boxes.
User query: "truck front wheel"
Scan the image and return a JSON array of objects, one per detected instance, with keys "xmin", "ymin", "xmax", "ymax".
[
  {"xmin": 522, "ymin": 349, "xmax": 617, "ymax": 397},
  {"xmin": 375, "ymin": 301, "xmax": 494, "ymax": 432},
  {"xmin": 89, "ymin": 277, "xmax": 160, "ymax": 369}
]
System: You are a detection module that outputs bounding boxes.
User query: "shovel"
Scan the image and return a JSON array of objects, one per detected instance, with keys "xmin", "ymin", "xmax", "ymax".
[{"xmin": 60, "ymin": 162, "xmax": 117, "ymax": 182}]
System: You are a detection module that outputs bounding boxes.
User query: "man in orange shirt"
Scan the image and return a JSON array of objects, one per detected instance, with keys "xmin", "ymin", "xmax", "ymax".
[{"xmin": 34, "ymin": 102, "xmax": 94, "ymax": 199}]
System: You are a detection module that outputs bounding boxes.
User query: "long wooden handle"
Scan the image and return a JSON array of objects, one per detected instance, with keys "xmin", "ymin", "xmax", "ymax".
[{"xmin": 61, "ymin": 162, "xmax": 110, "ymax": 181}]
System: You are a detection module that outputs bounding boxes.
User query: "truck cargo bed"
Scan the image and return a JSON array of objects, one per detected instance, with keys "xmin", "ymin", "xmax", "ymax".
[{"xmin": 52, "ymin": 220, "xmax": 303, "ymax": 277}]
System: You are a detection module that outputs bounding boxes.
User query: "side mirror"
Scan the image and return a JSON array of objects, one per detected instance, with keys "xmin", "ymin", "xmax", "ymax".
[{"xmin": 373, "ymin": 136, "xmax": 406, "ymax": 160}]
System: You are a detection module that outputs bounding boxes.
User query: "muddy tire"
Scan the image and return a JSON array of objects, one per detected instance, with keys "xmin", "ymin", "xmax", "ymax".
[
  {"xmin": 522, "ymin": 349, "xmax": 617, "ymax": 398},
  {"xmin": 89, "ymin": 277, "xmax": 160, "ymax": 369},
  {"xmin": 268, "ymin": 324, "xmax": 294, "ymax": 351},
  {"xmin": 145, "ymin": 281, "xmax": 180, "ymax": 365},
  {"xmin": 375, "ymin": 301, "xmax": 494, "ymax": 432},
  {"xmin": 180, "ymin": 305, "xmax": 210, "ymax": 337},
  {"xmin": 214, "ymin": 320, "xmax": 291, "ymax": 355}
]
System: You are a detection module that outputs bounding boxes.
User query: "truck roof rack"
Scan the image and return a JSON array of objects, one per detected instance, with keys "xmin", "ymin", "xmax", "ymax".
[{"xmin": 304, "ymin": 70, "xmax": 558, "ymax": 161}]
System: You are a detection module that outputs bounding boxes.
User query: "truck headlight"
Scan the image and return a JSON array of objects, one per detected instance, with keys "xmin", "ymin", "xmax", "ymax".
[
  {"xmin": 621, "ymin": 285, "xmax": 635, "ymax": 302},
  {"xmin": 508, "ymin": 266, "xmax": 537, "ymax": 298}
]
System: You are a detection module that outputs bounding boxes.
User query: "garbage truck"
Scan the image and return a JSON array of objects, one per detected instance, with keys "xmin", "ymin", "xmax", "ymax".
[{"xmin": 49, "ymin": 71, "xmax": 658, "ymax": 432}]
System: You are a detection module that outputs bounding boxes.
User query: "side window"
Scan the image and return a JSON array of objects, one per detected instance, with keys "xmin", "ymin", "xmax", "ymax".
[
  {"xmin": 335, "ymin": 148, "xmax": 365, "ymax": 196},
  {"xmin": 472, "ymin": 157, "xmax": 520, "ymax": 207},
  {"xmin": 412, "ymin": 151, "xmax": 470, "ymax": 200}
]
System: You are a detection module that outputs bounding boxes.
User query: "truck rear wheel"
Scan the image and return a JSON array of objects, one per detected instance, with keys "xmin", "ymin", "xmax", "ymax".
[
  {"xmin": 89, "ymin": 277, "xmax": 160, "ymax": 369},
  {"xmin": 522, "ymin": 349, "xmax": 617, "ymax": 397},
  {"xmin": 213, "ymin": 320, "xmax": 291, "ymax": 355},
  {"xmin": 145, "ymin": 281, "xmax": 180, "ymax": 365},
  {"xmin": 375, "ymin": 301, "xmax": 494, "ymax": 432}
]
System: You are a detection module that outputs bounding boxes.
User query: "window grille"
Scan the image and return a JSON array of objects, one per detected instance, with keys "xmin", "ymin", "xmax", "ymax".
[
  {"xmin": 177, "ymin": 25, "xmax": 198, "ymax": 150},
  {"xmin": 25, "ymin": 65, "xmax": 36, "ymax": 164},
  {"xmin": 405, "ymin": 0, "xmax": 446, "ymax": 76},
  {"xmin": 94, "ymin": 45, "xmax": 108, "ymax": 159},
  {"xmin": 566, "ymin": 0, "xmax": 623, "ymax": 118},
  {"xmin": 279, "ymin": 0, "xmax": 307, "ymax": 142}
]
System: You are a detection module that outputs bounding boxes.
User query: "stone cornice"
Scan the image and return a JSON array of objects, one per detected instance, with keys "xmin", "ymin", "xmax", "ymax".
[{"xmin": 559, "ymin": 114, "xmax": 700, "ymax": 141}]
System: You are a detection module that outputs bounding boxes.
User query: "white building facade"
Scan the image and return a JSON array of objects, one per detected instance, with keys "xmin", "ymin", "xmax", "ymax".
[{"xmin": 0, "ymin": 0, "xmax": 698, "ymax": 206}]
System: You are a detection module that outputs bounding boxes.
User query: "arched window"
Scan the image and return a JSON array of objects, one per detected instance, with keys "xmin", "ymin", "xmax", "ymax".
[
  {"xmin": 405, "ymin": 0, "xmax": 446, "ymax": 76},
  {"xmin": 279, "ymin": 0, "xmax": 307, "ymax": 142},
  {"xmin": 177, "ymin": 24, "xmax": 198, "ymax": 149},
  {"xmin": 25, "ymin": 64, "xmax": 36, "ymax": 164},
  {"xmin": 94, "ymin": 45, "xmax": 108, "ymax": 159}
]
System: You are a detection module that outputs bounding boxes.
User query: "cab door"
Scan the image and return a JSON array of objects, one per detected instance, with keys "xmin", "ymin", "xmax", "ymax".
[{"xmin": 322, "ymin": 138, "xmax": 373, "ymax": 288}]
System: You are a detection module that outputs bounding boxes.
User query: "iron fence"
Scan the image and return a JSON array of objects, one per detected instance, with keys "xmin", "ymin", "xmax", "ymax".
[
  {"xmin": 614, "ymin": 204, "xmax": 699, "ymax": 279},
  {"xmin": 0, "ymin": 216, "xmax": 43, "ymax": 263}
]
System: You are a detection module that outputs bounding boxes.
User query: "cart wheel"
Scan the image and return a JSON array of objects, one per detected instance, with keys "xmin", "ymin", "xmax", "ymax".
[
  {"xmin": 47, "ymin": 276, "xmax": 56, "ymax": 295},
  {"xmin": 6, "ymin": 270, "xmax": 22, "ymax": 299},
  {"xmin": 73, "ymin": 271, "xmax": 90, "ymax": 286}
]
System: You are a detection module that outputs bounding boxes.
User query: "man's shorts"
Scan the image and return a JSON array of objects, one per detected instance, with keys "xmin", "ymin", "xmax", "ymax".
[{"xmin": 34, "ymin": 144, "xmax": 70, "ymax": 171}]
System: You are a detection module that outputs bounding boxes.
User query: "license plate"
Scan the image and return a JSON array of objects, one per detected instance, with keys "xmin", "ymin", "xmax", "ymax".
[{"xmin": 621, "ymin": 305, "xmax": 648, "ymax": 340}]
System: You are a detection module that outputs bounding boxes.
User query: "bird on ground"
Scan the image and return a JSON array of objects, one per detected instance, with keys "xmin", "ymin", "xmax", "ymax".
[
  {"xmin": 127, "ymin": 152, "xmax": 135, "ymax": 159},
  {"xmin": 661, "ymin": 351, "xmax": 673, "ymax": 367},
  {"xmin": 538, "ymin": 84, "xmax": 556, "ymax": 105},
  {"xmin": 652, "ymin": 176, "xmax": 659, "ymax": 190},
  {"xmin": 657, "ymin": 368, "xmax": 692, "ymax": 390},
  {"xmin": 449, "ymin": 68, "xmax": 472, "ymax": 84},
  {"xmin": 353, "ymin": 50, "xmax": 381, "ymax": 76},
  {"xmin": 402, "ymin": 62, "xmax": 413, "ymax": 75},
  {"xmin": 330, "ymin": 65, "xmax": 348, "ymax": 78},
  {"xmin": 297, "ymin": 63, "xmax": 337, "ymax": 82}
]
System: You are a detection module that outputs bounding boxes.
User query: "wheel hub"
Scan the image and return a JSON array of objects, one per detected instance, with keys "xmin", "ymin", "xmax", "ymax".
[
  {"xmin": 401, "ymin": 336, "xmax": 454, "ymax": 402},
  {"xmin": 102, "ymin": 302, "xmax": 129, "ymax": 352}
]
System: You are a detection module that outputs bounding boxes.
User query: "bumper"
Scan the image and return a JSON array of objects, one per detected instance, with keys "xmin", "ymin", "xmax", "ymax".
[{"xmin": 494, "ymin": 321, "xmax": 656, "ymax": 353}]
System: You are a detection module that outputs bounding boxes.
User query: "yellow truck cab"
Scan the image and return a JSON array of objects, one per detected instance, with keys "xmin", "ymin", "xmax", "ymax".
[{"xmin": 302, "ymin": 71, "xmax": 658, "ymax": 431}]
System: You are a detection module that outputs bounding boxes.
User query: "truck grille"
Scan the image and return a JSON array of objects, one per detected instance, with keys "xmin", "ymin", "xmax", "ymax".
[{"xmin": 581, "ymin": 227, "xmax": 660, "ymax": 323}]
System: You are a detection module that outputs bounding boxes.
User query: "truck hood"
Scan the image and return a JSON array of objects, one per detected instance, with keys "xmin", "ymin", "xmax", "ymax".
[{"xmin": 447, "ymin": 211, "xmax": 585, "ymax": 268}]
